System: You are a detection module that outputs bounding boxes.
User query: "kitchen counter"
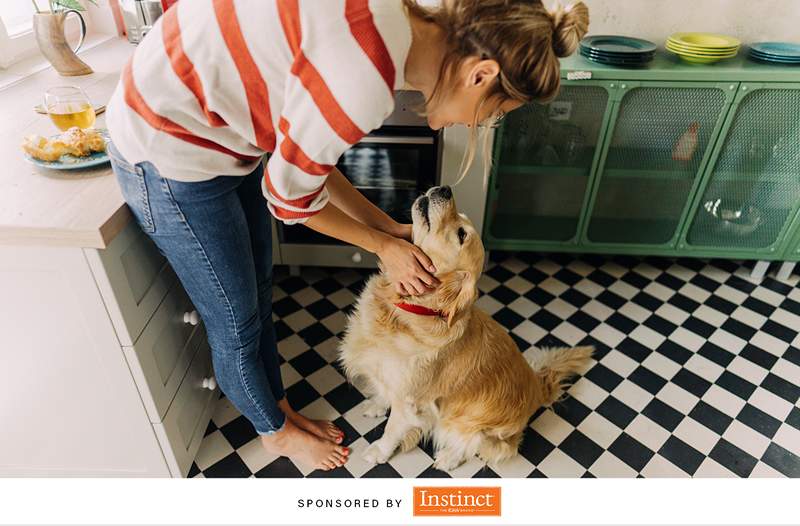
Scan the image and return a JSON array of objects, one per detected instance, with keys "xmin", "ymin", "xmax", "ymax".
[{"xmin": 0, "ymin": 38, "xmax": 134, "ymax": 249}]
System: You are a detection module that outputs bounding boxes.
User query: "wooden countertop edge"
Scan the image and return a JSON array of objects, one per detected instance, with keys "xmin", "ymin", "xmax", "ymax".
[{"xmin": 0, "ymin": 205, "xmax": 132, "ymax": 249}]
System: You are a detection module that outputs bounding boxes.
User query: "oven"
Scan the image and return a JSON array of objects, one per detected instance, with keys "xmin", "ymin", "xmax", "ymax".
[{"xmin": 276, "ymin": 91, "xmax": 442, "ymax": 268}]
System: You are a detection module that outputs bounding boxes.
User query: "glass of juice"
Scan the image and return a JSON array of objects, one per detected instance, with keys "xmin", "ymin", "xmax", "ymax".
[{"xmin": 44, "ymin": 86, "xmax": 96, "ymax": 131}]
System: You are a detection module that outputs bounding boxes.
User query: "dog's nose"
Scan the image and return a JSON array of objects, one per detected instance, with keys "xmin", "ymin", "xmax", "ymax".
[{"xmin": 431, "ymin": 186, "xmax": 452, "ymax": 200}]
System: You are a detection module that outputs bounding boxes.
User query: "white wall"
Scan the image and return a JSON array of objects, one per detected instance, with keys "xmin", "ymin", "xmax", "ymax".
[{"xmin": 577, "ymin": 0, "xmax": 800, "ymax": 45}]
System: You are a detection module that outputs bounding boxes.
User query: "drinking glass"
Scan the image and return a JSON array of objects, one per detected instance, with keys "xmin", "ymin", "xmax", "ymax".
[{"xmin": 44, "ymin": 86, "xmax": 96, "ymax": 131}]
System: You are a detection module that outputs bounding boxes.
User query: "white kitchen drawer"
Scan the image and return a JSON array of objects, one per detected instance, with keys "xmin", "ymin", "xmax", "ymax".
[
  {"xmin": 84, "ymin": 221, "xmax": 177, "ymax": 346},
  {"xmin": 153, "ymin": 340, "xmax": 218, "ymax": 477},
  {"xmin": 123, "ymin": 282, "xmax": 205, "ymax": 423}
]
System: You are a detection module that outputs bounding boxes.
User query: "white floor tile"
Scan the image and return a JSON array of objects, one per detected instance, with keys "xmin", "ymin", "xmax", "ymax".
[
  {"xmin": 748, "ymin": 387, "xmax": 794, "ymax": 421},
  {"xmin": 236, "ymin": 437, "xmax": 278, "ymax": 474},
  {"xmin": 277, "ymin": 334, "xmax": 310, "ymax": 360},
  {"xmin": 305, "ymin": 365, "xmax": 345, "ymax": 395},
  {"xmin": 389, "ymin": 447, "xmax": 434, "ymax": 478},
  {"xmin": 703, "ymin": 385, "xmax": 747, "ymax": 416},
  {"xmin": 530, "ymin": 410, "xmax": 574, "ymax": 446},
  {"xmin": 298, "ymin": 397, "xmax": 340, "ymax": 422},
  {"xmin": 589, "ymin": 451, "xmax": 638, "ymax": 478},
  {"xmin": 749, "ymin": 461, "xmax": 785, "ymax": 478},
  {"xmin": 508, "ymin": 296, "xmax": 539, "ymax": 318},
  {"xmin": 577, "ymin": 412, "xmax": 623, "ymax": 449},
  {"xmin": 693, "ymin": 457, "xmax": 737, "ymax": 478},
  {"xmin": 568, "ymin": 377, "xmax": 608, "ymax": 410},
  {"xmin": 673, "ymin": 417, "xmax": 721, "ymax": 455},
  {"xmin": 722, "ymin": 420, "xmax": 771, "ymax": 459},
  {"xmin": 611, "ymin": 380, "xmax": 653, "ymax": 412},
  {"xmin": 602, "ymin": 349, "xmax": 639, "ymax": 378},
  {"xmin": 512, "ymin": 320, "xmax": 548, "ymax": 345},
  {"xmin": 708, "ymin": 329, "xmax": 747, "ymax": 354},
  {"xmin": 773, "ymin": 424, "xmax": 800, "ymax": 456},
  {"xmin": 657, "ymin": 382, "xmax": 700, "ymax": 414},
  {"xmin": 279, "ymin": 362, "xmax": 303, "ymax": 388},
  {"xmin": 625, "ymin": 414, "xmax": 671, "ymax": 452},
  {"xmin": 727, "ymin": 356, "xmax": 769, "ymax": 386},
  {"xmin": 211, "ymin": 397, "xmax": 242, "ymax": 428},
  {"xmin": 534, "ymin": 449, "xmax": 584, "ymax": 478},
  {"xmin": 640, "ymin": 454, "xmax": 689, "ymax": 478},
  {"xmin": 685, "ymin": 354, "xmax": 724, "ymax": 383},
  {"xmin": 282, "ymin": 310, "xmax": 316, "ymax": 332},
  {"xmin": 342, "ymin": 400, "xmax": 387, "ymax": 435},
  {"xmin": 195, "ymin": 430, "xmax": 235, "ymax": 471}
]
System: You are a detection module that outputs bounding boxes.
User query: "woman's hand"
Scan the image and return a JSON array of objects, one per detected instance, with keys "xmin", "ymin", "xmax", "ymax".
[
  {"xmin": 383, "ymin": 221, "xmax": 413, "ymax": 242},
  {"xmin": 377, "ymin": 236, "xmax": 438, "ymax": 296}
]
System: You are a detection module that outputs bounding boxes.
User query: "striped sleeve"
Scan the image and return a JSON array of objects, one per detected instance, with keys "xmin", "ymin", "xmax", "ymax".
[{"xmin": 263, "ymin": 0, "xmax": 398, "ymax": 224}]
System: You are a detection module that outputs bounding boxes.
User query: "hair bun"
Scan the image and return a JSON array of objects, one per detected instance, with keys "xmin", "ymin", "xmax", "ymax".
[{"xmin": 550, "ymin": 2, "xmax": 589, "ymax": 57}]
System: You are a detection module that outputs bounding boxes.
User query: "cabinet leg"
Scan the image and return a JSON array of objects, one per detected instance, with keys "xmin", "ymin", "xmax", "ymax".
[
  {"xmin": 289, "ymin": 265, "xmax": 301, "ymax": 277},
  {"xmin": 776, "ymin": 262, "xmax": 795, "ymax": 281},
  {"xmin": 750, "ymin": 260, "xmax": 770, "ymax": 281},
  {"xmin": 483, "ymin": 251, "xmax": 490, "ymax": 271}
]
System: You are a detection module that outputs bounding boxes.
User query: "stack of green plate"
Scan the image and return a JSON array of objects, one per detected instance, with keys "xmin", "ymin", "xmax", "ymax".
[{"xmin": 666, "ymin": 32, "xmax": 741, "ymax": 64}]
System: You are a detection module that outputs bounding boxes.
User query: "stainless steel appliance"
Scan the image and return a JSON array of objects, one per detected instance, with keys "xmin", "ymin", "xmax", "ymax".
[
  {"xmin": 120, "ymin": 0, "xmax": 163, "ymax": 44},
  {"xmin": 277, "ymin": 90, "xmax": 442, "ymax": 269}
]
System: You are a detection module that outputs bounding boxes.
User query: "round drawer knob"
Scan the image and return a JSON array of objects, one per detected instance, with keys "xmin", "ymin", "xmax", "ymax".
[
  {"xmin": 202, "ymin": 377, "xmax": 217, "ymax": 390},
  {"xmin": 351, "ymin": 252, "xmax": 363, "ymax": 263},
  {"xmin": 183, "ymin": 310, "xmax": 200, "ymax": 326}
]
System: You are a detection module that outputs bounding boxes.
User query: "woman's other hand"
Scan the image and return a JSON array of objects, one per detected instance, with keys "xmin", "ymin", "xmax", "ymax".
[
  {"xmin": 384, "ymin": 221, "xmax": 413, "ymax": 242},
  {"xmin": 377, "ymin": 236, "xmax": 438, "ymax": 296}
]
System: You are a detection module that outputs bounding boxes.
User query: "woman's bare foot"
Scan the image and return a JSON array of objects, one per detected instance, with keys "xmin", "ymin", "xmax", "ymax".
[
  {"xmin": 260, "ymin": 418, "xmax": 349, "ymax": 471},
  {"xmin": 278, "ymin": 398, "xmax": 344, "ymax": 444}
]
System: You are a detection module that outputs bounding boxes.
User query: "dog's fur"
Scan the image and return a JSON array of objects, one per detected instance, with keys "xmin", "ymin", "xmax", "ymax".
[{"xmin": 338, "ymin": 186, "xmax": 593, "ymax": 470}]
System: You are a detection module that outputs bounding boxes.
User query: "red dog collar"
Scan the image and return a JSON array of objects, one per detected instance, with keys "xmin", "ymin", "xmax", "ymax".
[{"xmin": 394, "ymin": 302, "xmax": 445, "ymax": 318}]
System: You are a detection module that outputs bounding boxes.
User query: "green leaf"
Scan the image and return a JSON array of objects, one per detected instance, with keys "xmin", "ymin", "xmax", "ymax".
[{"xmin": 53, "ymin": 0, "xmax": 86, "ymax": 11}]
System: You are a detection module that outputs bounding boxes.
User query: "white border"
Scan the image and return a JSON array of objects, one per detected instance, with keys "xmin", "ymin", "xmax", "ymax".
[{"xmin": 1, "ymin": 478, "xmax": 799, "ymax": 525}]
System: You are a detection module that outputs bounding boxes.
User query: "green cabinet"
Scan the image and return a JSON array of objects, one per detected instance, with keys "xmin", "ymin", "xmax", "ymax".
[
  {"xmin": 483, "ymin": 55, "xmax": 800, "ymax": 262},
  {"xmin": 584, "ymin": 82, "xmax": 731, "ymax": 247},
  {"xmin": 682, "ymin": 84, "xmax": 800, "ymax": 257},
  {"xmin": 485, "ymin": 81, "xmax": 613, "ymax": 246}
]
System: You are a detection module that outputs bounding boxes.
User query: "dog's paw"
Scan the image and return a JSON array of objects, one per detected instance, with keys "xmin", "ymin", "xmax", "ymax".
[
  {"xmin": 362, "ymin": 442, "xmax": 391, "ymax": 465},
  {"xmin": 432, "ymin": 451, "xmax": 467, "ymax": 472},
  {"xmin": 362, "ymin": 398, "xmax": 388, "ymax": 418}
]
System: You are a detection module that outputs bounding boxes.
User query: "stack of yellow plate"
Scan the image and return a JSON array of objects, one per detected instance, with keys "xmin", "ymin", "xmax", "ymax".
[{"xmin": 666, "ymin": 32, "xmax": 741, "ymax": 64}]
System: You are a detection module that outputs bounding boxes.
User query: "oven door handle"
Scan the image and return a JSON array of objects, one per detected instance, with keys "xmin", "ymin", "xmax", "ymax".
[{"xmin": 357, "ymin": 136, "xmax": 435, "ymax": 145}]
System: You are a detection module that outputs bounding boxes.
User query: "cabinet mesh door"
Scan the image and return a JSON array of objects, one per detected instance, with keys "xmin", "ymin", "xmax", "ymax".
[
  {"xmin": 688, "ymin": 88, "xmax": 800, "ymax": 250},
  {"xmin": 587, "ymin": 87, "xmax": 726, "ymax": 245},
  {"xmin": 490, "ymin": 86, "xmax": 608, "ymax": 242}
]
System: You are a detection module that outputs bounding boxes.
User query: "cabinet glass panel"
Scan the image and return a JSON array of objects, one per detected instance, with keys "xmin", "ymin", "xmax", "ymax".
[
  {"xmin": 488, "ymin": 86, "xmax": 608, "ymax": 242},
  {"xmin": 687, "ymin": 88, "xmax": 800, "ymax": 250},
  {"xmin": 587, "ymin": 87, "xmax": 726, "ymax": 245}
]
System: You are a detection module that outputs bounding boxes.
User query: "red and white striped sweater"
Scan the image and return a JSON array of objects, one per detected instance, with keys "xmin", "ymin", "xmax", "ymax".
[{"xmin": 106, "ymin": 0, "xmax": 412, "ymax": 223}]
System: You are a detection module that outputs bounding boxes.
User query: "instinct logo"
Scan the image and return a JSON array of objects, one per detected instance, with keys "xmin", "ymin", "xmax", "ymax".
[{"xmin": 413, "ymin": 486, "xmax": 501, "ymax": 516}]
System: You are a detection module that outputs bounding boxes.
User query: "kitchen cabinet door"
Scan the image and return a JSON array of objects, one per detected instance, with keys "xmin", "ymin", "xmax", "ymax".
[
  {"xmin": 684, "ymin": 84, "xmax": 800, "ymax": 256},
  {"xmin": 484, "ymin": 82, "xmax": 614, "ymax": 249},
  {"xmin": 583, "ymin": 82, "xmax": 733, "ymax": 248}
]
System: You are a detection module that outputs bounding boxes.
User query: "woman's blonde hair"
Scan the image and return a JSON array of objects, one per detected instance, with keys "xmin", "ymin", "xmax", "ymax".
[{"xmin": 403, "ymin": 0, "xmax": 590, "ymax": 182}]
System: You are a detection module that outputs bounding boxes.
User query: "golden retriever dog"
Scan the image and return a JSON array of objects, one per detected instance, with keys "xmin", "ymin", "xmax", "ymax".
[{"xmin": 338, "ymin": 186, "xmax": 593, "ymax": 471}]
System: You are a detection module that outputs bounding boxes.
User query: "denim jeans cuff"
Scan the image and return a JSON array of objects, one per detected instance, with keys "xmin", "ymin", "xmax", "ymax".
[{"xmin": 257, "ymin": 411, "xmax": 287, "ymax": 436}]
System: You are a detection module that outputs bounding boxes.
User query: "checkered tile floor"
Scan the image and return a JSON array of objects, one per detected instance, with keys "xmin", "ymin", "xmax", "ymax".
[{"xmin": 189, "ymin": 253, "xmax": 800, "ymax": 478}]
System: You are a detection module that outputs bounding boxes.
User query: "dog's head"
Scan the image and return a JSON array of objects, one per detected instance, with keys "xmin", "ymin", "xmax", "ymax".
[{"xmin": 411, "ymin": 186, "xmax": 485, "ymax": 326}]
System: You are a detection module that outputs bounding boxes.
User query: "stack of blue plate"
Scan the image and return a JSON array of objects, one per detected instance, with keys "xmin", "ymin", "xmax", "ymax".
[
  {"xmin": 579, "ymin": 35, "xmax": 657, "ymax": 67},
  {"xmin": 748, "ymin": 42, "xmax": 800, "ymax": 64}
]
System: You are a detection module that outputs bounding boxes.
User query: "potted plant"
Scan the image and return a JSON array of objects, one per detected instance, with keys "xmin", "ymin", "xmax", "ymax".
[{"xmin": 31, "ymin": 0, "xmax": 97, "ymax": 76}]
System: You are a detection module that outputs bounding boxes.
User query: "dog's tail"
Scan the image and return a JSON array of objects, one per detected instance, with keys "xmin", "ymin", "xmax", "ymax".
[{"xmin": 527, "ymin": 346, "xmax": 594, "ymax": 407}]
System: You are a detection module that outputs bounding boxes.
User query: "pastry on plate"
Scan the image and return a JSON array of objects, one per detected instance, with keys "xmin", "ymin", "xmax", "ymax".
[{"xmin": 22, "ymin": 126, "xmax": 106, "ymax": 162}]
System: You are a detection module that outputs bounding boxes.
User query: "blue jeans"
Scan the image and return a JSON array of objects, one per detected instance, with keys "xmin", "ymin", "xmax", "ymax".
[{"xmin": 109, "ymin": 143, "xmax": 286, "ymax": 435}]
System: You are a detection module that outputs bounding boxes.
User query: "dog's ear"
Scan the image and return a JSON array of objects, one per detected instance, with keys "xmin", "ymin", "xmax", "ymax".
[{"xmin": 437, "ymin": 270, "xmax": 478, "ymax": 327}]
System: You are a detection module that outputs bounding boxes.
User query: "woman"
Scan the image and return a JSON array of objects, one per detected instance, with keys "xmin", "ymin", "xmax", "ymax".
[{"xmin": 106, "ymin": 0, "xmax": 589, "ymax": 471}]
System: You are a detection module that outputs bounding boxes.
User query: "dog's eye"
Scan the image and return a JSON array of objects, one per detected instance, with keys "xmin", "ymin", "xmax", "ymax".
[{"xmin": 457, "ymin": 227, "xmax": 467, "ymax": 245}]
